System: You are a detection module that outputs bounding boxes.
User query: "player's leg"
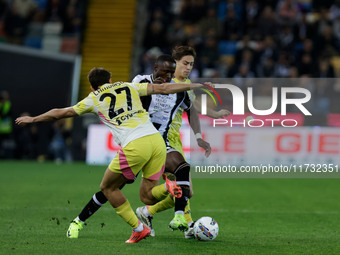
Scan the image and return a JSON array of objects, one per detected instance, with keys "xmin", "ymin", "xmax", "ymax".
[
  {"xmin": 67, "ymin": 181, "xmax": 132, "ymax": 238},
  {"xmin": 66, "ymin": 190, "xmax": 107, "ymax": 238},
  {"xmin": 138, "ymin": 133, "xmax": 179, "ymax": 204},
  {"xmin": 136, "ymin": 133, "xmax": 177, "ymax": 236},
  {"xmin": 100, "ymin": 168, "xmax": 150, "ymax": 243},
  {"xmin": 138, "ymin": 150, "xmax": 193, "ymax": 233},
  {"xmin": 166, "ymin": 151, "xmax": 191, "ymax": 231},
  {"xmin": 184, "ymin": 173, "xmax": 196, "ymax": 238},
  {"xmin": 101, "ymin": 141, "xmax": 157, "ymax": 243}
]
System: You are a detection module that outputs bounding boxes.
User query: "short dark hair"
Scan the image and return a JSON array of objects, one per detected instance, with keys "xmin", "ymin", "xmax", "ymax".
[
  {"xmin": 156, "ymin": 54, "xmax": 175, "ymax": 65},
  {"xmin": 172, "ymin": 46, "xmax": 196, "ymax": 61},
  {"xmin": 87, "ymin": 67, "xmax": 111, "ymax": 90}
]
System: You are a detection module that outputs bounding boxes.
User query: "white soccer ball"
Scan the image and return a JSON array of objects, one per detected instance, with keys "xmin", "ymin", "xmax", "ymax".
[{"xmin": 193, "ymin": 216, "xmax": 219, "ymax": 241}]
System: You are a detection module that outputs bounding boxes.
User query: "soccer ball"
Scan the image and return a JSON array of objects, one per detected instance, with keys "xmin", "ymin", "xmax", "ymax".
[{"xmin": 193, "ymin": 216, "xmax": 219, "ymax": 241}]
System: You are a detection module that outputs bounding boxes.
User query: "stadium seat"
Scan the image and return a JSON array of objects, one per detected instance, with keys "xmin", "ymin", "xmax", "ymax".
[
  {"xmin": 218, "ymin": 41, "xmax": 237, "ymax": 55},
  {"xmin": 60, "ymin": 36, "xmax": 79, "ymax": 54},
  {"xmin": 34, "ymin": 0, "xmax": 48, "ymax": 9},
  {"xmin": 293, "ymin": 42, "xmax": 303, "ymax": 54},
  {"xmin": 27, "ymin": 23, "xmax": 43, "ymax": 37},
  {"xmin": 43, "ymin": 22, "xmax": 62, "ymax": 36},
  {"xmin": 42, "ymin": 35, "xmax": 62, "ymax": 52},
  {"xmin": 24, "ymin": 36, "xmax": 42, "ymax": 49}
]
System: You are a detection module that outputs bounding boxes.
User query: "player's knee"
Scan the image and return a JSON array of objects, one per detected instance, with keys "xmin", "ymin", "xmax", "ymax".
[
  {"xmin": 99, "ymin": 181, "xmax": 106, "ymax": 192},
  {"xmin": 165, "ymin": 151, "xmax": 185, "ymax": 172},
  {"xmin": 140, "ymin": 193, "xmax": 157, "ymax": 205},
  {"xmin": 100, "ymin": 181, "xmax": 111, "ymax": 195}
]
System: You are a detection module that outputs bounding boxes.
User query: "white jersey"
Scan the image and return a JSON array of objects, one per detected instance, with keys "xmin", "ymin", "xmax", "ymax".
[
  {"xmin": 73, "ymin": 82, "xmax": 158, "ymax": 147},
  {"xmin": 132, "ymin": 74, "xmax": 192, "ymax": 146}
]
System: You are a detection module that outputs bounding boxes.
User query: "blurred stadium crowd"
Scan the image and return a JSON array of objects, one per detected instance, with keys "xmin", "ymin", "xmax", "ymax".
[
  {"xmin": 138, "ymin": 0, "xmax": 340, "ymax": 116},
  {"xmin": 0, "ymin": 0, "xmax": 86, "ymax": 53},
  {"xmin": 141, "ymin": 0, "xmax": 340, "ymax": 79},
  {"xmin": 1, "ymin": 0, "xmax": 340, "ymax": 161}
]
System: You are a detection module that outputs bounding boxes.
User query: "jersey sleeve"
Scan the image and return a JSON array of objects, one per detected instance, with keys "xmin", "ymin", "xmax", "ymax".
[
  {"xmin": 131, "ymin": 75, "xmax": 141, "ymax": 83},
  {"xmin": 72, "ymin": 96, "xmax": 94, "ymax": 116},
  {"xmin": 181, "ymin": 91, "xmax": 193, "ymax": 111},
  {"xmin": 130, "ymin": 82, "xmax": 149, "ymax": 96}
]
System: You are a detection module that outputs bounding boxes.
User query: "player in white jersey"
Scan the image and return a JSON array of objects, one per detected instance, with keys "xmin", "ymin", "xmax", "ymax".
[
  {"xmin": 15, "ymin": 67, "xmax": 206, "ymax": 243},
  {"xmin": 137, "ymin": 46, "xmax": 230, "ymax": 239},
  {"xmin": 133, "ymin": 53, "xmax": 212, "ymax": 235}
]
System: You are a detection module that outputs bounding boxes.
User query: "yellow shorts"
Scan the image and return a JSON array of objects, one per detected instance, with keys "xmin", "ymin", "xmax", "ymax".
[
  {"xmin": 168, "ymin": 134, "xmax": 186, "ymax": 160},
  {"xmin": 109, "ymin": 133, "xmax": 166, "ymax": 181}
]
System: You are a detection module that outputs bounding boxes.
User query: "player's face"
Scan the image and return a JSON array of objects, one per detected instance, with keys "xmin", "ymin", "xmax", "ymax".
[
  {"xmin": 175, "ymin": 55, "xmax": 194, "ymax": 79},
  {"xmin": 154, "ymin": 61, "xmax": 176, "ymax": 83}
]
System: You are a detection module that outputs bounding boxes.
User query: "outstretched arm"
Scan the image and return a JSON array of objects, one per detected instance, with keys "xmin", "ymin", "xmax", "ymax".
[
  {"xmin": 15, "ymin": 107, "xmax": 77, "ymax": 126},
  {"xmin": 187, "ymin": 106, "xmax": 211, "ymax": 158},
  {"xmin": 146, "ymin": 82, "xmax": 203, "ymax": 95}
]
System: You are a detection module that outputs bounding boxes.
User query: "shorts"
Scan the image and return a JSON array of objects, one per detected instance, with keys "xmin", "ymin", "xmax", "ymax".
[
  {"xmin": 167, "ymin": 134, "xmax": 186, "ymax": 159},
  {"xmin": 109, "ymin": 133, "xmax": 166, "ymax": 181}
]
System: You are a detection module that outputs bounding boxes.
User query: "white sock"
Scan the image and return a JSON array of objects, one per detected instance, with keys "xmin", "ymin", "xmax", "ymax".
[
  {"xmin": 133, "ymin": 222, "xmax": 143, "ymax": 232},
  {"xmin": 175, "ymin": 210, "xmax": 184, "ymax": 216},
  {"xmin": 143, "ymin": 206, "xmax": 152, "ymax": 217},
  {"xmin": 75, "ymin": 216, "xmax": 84, "ymax": 223}
]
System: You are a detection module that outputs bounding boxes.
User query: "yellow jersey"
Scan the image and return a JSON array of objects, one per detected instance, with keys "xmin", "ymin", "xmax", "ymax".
[
  {"xmin": 167, "ymin": 77, "xmax": 194, "ymax": 157},
  {"xmin": 73, "ymin": 82, "xmax": 158, "ymax": 147}
]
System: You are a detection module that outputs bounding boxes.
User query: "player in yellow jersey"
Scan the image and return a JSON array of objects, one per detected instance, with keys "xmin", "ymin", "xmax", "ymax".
[
  {"xmin": 15, "ymin": 67, "xmax": 206, "ymax": 243},
  {"xmin": 63, "ymin": 54, "xmax": 212, "ymax": 239}
]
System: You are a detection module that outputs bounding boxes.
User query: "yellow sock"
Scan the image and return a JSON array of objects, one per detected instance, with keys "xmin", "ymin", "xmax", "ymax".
[
  {"xmin": 151, "ymin": 183, "xmax": 168, "ymax": 201},
  {"xmin": 148, "ymin": 195, "xmax": 175, "ymax": 216},
  {"xmin": 184, "ymin": 200, "xmax": 193, "ymax": 223},
  {"xmin": 115, "ymin": 200, "xmax": 139, "ymax": 228}
]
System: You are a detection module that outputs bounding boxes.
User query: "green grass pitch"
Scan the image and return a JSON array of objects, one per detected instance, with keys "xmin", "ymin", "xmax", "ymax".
[{"xmin": 1, "ymin": 161, "xmax": 340, "ymax": 255}]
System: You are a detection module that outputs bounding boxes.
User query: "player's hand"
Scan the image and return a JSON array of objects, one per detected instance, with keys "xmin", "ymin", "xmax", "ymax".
[
  {"xmin": 216, "ymin": 109, "xmax": 231, "ymax": 118},
  {"xmin": 15, "ymin": 116, "xmax": 33, "ymax": 126},
  {"xmin": 203, "ymin": 82, "xmax": 215, "ymax": 88},
  {"xmin": 197, "ymin": 138, "xmax": 211, "ymax": 158},
  {"xmin": 153, "ymin": 77, "xmax": 166, "ymax": 84}
]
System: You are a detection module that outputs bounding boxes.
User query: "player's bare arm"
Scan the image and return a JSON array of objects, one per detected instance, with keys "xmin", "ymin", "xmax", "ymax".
[
  {"xmin": 186, "ymin": 106, "xmax": 211, "ymax": 158},
  {"xmin": 193, "ymin": 100, "xmax": 231, "ymax": 119},
  {"xmin": 15, "ymin": 107, "xmax": 78, "ymax": 126},
  {"xmin": 146, "ymin": 82, "xmax": 203, "ymax": 95}
]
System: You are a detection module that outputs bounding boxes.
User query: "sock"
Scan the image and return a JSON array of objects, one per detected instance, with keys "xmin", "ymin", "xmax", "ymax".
[
  {"xmin": 175, "ymin": 186, "xmax": 190, "ymax": 212},
  {"xmin": 184, "ymin": 199, "xmax": 193, "ymax": 224},
  {"xmin": 133, "ymin": 222, "xmax": 143, "ymax": 232},
  {"xmin": 175, "ymin": 210, "xmax": 184, "ymax": 215},
  {"xmin": 143, "ymin": 206, "xmax": 152, "ymax": 217},
  {"xmin": 173, "ymin": 163, "xmax": 190, "ymax": 212},
  {"xmin": 115, "ymin": 200, "xmax": 139, "ymax": 228},
  {"xmin": 151, "ymin": 183, "xmax": 168, "ymax": 201},
  {"xmin": 75, "ymin": 216, "xmax": 83, "ymax": 223},
  {"xmin": 148, "ymin": 195, "xmax": 175, "ymax": 216},
  {"xmin": 78, "ymin": 191, "xmax": 108, "ymax": 222}
]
